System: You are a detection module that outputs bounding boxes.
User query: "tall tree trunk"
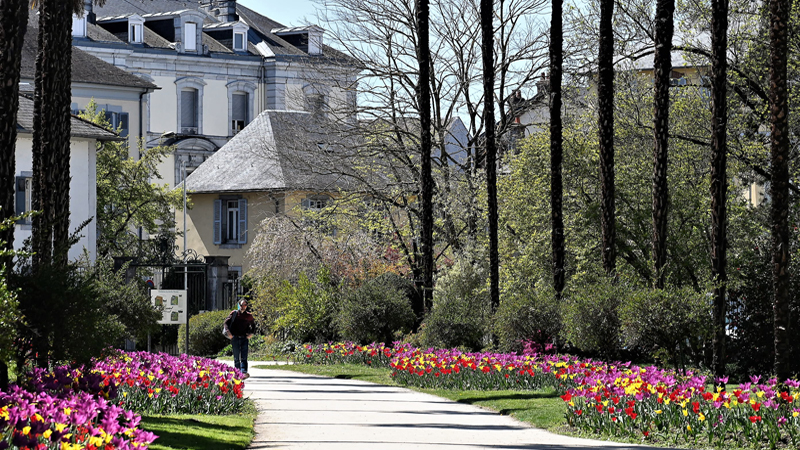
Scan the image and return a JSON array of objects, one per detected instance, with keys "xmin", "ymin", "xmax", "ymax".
[
  {"xmin": 651, "ymin": 0, "xmax": 674, "ymax": 289},
  {"xmin": 415, "ymin": 0, "xmax": 434, "ymax": 311},
  {"xmin": 0, "ymin": 0, "xmax": 28, "ymax": 391},
  {"xmin": 769, "ymin": 0, "xmax": 791, "ymax": 383},
  {"xmin": 33, "ymin": 0, "xmax": 74, "ymax": 270},
  {"xmin": 710, "ymin": 0, "xmax": 729, "ymax": 384},
  {"xmin": 481, "ymin": 0, "xmax": 499, "ymax": 312},
  {"xmin": 598, "ymin": 0, "xmax": 615, "ymax": 276},
  {"xmin": 550, "ymin": 0, "xmax": 565, "ymax": 297}
]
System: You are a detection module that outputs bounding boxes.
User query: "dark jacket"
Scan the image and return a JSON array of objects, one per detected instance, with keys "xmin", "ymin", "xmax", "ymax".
[{"xmin": 225, "ymin": 309, "xmax": 255, "ymax": 337}]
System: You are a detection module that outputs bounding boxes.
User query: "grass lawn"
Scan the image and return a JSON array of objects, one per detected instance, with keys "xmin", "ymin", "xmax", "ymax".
[
  {"xmin": 259, "ymin": 363, "xmax": 566, "ymax": 431},
  {"xmin": 139, "ymin": 401, "xmax": 257, "ymax": 450}
]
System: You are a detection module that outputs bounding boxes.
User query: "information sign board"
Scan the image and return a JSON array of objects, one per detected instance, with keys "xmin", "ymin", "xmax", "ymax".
[{"xmin": 151, "ymin": 289, "xmax": 187, "ymax": 324}]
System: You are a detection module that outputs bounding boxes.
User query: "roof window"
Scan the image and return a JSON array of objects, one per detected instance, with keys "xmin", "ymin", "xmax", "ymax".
[
  {"xmin": 234, "ymin": 31, "xmax": 246, "ymax": 51},
  {"xmin": 128, "ymin": 15, "xmax": 144, "ymax": 44},
  {"xmin": 72, "ymin": 14, "xmax": 87, "ymax": 37}
]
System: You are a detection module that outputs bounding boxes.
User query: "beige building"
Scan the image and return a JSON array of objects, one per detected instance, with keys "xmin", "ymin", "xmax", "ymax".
[{"xmin": 177, "ymin": 110, "xmax": 351, "ymax": 276}]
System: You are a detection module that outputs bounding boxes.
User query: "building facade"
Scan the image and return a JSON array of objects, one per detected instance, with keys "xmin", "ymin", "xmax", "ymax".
[
  {"xmin": 72, "ymin": 0, "xmax": 357, "ymax": 188},
  {"xmin": 13, "ymin": 94, "xmax": 123, "ymax": 261}
]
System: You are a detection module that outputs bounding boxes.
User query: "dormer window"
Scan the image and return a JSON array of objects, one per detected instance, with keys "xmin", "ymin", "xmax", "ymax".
[
  {"xmin": 72, "ymin": 14, "xmax": 86, "ymax": 37},
  {"xmin": 234, "ymin": 31, "xmax": 245, "ymax": 51},
  {"xmin": 127, "ymin": 15, "xmax": 144, "ymax": 44},
  {"xmin": 184, "ymin": 22, "xmax": 197, "ymax": 51},
  {"xmin": 272, "ymin": 25, "xmax": 325, "ymax": 55}
]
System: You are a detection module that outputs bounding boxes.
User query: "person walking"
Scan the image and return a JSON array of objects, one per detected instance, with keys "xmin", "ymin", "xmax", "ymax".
[{"xmin": 225, "ymin": 299, "xmax": 256, "ymax": 379}]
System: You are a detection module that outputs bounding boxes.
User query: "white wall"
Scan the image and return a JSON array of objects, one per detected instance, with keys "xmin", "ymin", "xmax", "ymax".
[
  {"xmin": 203, "ymin": 79, "xmax": 229, "ymax": 136},
  {"xmin": 13, "ymin": 137, "xmax": 98, "ymax": 262},
  {"xmin": 151, "ymin": 75, "xmax": 178, "ymax": 134}
]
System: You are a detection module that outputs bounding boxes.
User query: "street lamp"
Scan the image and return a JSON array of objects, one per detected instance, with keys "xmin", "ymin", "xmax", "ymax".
[{"xmin": 181, "ymin": 159, "xmax": 189, "ymax": 355}]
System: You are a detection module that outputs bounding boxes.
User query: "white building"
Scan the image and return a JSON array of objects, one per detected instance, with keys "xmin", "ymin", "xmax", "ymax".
[
  {"xmin": 13, "ymin": 94, "xmax": 123, "ymax": 261},
  {"xmin": 72, "ymin": 0, "xmax": 358, "ymax": 187}
]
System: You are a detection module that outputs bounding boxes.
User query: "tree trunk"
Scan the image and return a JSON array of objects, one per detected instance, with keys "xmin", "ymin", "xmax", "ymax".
[
  {"xmin": 0, "ymin": 0, "xmax": 27, "ymax": 268},
  {"xmin": 651, "ymin": 0, "xmax": 674, "ymax": 289},
  {"xmin": 481, "ymin": 0, "xmax": 499, "ymax": 312},
  {"xmin": 598, "ymin": 0, "xmax": 615, "ymax": 276},
  {"xmin": 769, "ymin": 0, "xmax": 791, "ymax": 383},
  {"xmin": 415, "ymin": 0, "xmax": 434, "ymax": 311},
  {"xmin": 33, "ymin": 0, "xmax": 74, "ymax": 270},
  {"xmin": 0, "ymin": 0, "xmax": 28, "ymax": 390},
  {"xmin": 550, "ymin": 0, "xmax": 565, "ymax": 297},
  {"xmin": 710, "ymin": 0, "xmax": 729, "ymax": 384}
]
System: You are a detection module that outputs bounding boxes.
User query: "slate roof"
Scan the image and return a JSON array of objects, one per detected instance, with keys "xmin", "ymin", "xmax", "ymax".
[
  {"xmin": 93, "ymin": 0, "xmax": 203, "ymax": 16},
  {"xmin": 16, "ymin": 94, "xmax": 124, "ymax": 141},
  {"xmin": 183, "ymin": 111, "xmax": 353, "ymax": 193},
  {"xmin": 20, "ymin": 24, "xmax": 156, "ymax": 90},
  {"xmin": 89, "ymin": 1, "xmax": 352, "ymax": 60}
]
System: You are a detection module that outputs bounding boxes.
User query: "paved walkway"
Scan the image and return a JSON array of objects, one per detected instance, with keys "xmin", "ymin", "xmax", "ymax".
[{"xmin": 233, "ymin": 361, "xmax": 677, "ymax": 450}]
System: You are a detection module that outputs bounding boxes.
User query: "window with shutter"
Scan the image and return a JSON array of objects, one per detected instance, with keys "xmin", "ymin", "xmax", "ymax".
[
  {"xmin": 104, "ymin": 111, "xmax": 130, "ymax": 137},
  {"xmin": 214, "ymin": 197, "xmax": 247, "ymax": 246},
  {"xmin": 231, "ymin": 93, "xmax": 247, "ymax": 134},
  {"xmin": 181, "ymin": 89, "xmax": 198, "ymax": 131}
]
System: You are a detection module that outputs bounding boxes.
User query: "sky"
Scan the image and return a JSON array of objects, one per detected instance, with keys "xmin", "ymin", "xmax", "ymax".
[{"xmin": 237, "ymin": 0, "xmax": 321, "ymax": 27}]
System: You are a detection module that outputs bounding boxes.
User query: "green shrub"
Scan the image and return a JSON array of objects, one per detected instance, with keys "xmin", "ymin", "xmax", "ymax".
[
  {"xmin": 420, "ymin": 254, "xmax": 490, "ymax": 351},
  {"xmin": 494, "ymin": 283, "xmax": 561, "ymax": 353},
  {"xmin": 561, "ymin": 277, "xmax": 627, "ymax": 359},
  {"xmin": 178, "ymin": 309, "xmax": 231, "ymax": 356},
  {"xmin": 337, "ymin": 273, "xmax": 416, "ymax": 344},
  {"xmin": 620, "ymin": 285, "xmax": 710, "ymax": 368},
  {"xmin": 272, "ymin": 268, "xmax": 339, "ymax": 343}
]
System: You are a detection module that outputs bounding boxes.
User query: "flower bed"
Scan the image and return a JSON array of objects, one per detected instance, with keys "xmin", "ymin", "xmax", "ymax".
[
  {"xmin": 563, "ymin": 373, "xmax": 800, "ymax": 448},
  {"xmin": 92, "ymin": 352, "xmax": 246, "ymax": 415},
  {"xmin": 298, "ymin": 342, "xmax": 800, "ymax": 448},
  {"xmin": 1, "ymin": 351, "xmax": 247, "ymax": 449},
  {"xmin": 1, "ymin": 374, "xmax": 155, "ymax": 450}
]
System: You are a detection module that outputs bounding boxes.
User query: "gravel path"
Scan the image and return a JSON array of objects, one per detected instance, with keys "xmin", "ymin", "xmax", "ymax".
[{"xmin": 235, "ymin": 361, "xmax": 678, "ymax": 450}]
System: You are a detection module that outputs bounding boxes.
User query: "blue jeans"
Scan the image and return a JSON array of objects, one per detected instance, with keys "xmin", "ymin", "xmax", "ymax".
[{"xmin": 231, "ymin": 336, "xmax": 249, "ymax": 373}]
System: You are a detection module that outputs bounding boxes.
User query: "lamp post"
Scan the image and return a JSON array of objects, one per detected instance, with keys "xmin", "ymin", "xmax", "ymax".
[{"xmin": 181, "ymin": 159, "xmax": 189, "ymax": 355}]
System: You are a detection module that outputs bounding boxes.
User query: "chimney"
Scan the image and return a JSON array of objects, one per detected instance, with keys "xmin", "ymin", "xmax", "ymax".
[
  {"xmin": 83, "ymin": 0, "xmax": 96, "ymax": 24},
  {"xmin": 535, "ymin": 72, "xmax": 550, "ymax": 97},
  {"xmin": 203, "ymin": 1, "xmax": 238, "ymax": 23}
]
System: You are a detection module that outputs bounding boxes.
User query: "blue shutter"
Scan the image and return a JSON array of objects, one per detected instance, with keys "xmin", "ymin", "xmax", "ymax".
[
  {"xmin": 213, "ymin": 199, "xmax": 222, "ymax": 244},
  {"xmin": 120, "ymin": 112, "xmax": 129, "ymax": 137},
  {"xmin": 301, "ymin": 198, "xmax": 310, "ymax": 209},
  {"xmin": 15, "ymin": 177, "xmax": 25, "ymax": 217},
  {"xmin": 238, "ymin": 198, "xmax": 247, "ymax": 244}
]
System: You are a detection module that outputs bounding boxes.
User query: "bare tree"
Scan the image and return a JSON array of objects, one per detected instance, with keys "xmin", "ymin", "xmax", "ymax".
[{"xmin": 296, "ymin": 0, "xmax": 547, "ymax": 310}]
